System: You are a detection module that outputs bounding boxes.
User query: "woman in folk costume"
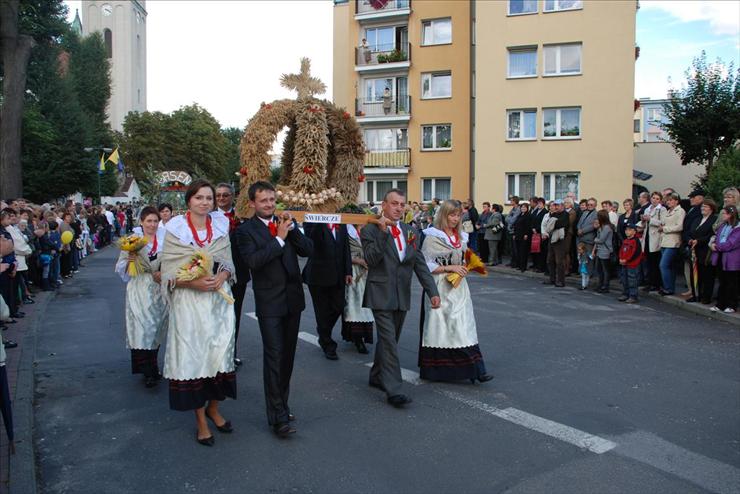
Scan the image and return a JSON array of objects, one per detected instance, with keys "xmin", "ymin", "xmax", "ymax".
[
  {"xmin": 160, "ymin": 179, "xmax": 237, "ymax": 446},
  {"xmin": 419, "ymin": 200, "xmax": 493, "ymax": 383},
  {"xmin": 115, "ymin": 206, "xmax": 168, "ymax": 388},
  {"xmin": 341, "ymin": 223, "xmax": 374, "ymax": 354}
]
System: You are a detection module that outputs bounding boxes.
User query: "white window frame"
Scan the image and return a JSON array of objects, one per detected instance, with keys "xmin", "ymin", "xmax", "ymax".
[
  {"xmin": 507, "ymin": 46, "xmax": 538, "ymax": 78},
  {"xmin": 364, "ymin": 26, "xmax": 396, "ymax": 52},
  {"xmin": 508, "ymin": 0, "xmax": 538, "ymax": 16},
  {"xmin": 422, "ymin": 178, "xmax": 452, "ymax": 202},
  {"xmin": 421, "ymin": 18, "xmax": 452, "ymax": 46},
  {"xmin": 542, "ymin": 172, "xmax": 580, "ymax": 201},
  {"xmin": 543, "ymin": 43, "xmax": 582, "ymax": 76},
  {"xmin": 542, "ymin": 107, "xmax": 581, "ymax": 140},
  {"xmin": 543, "ymin": 0, "xmax": 583, "ymax": 13},
  {"xmin": 507, "ymin": 109, "xmax": 538, "ymax": 141},
  {"xmin": 505, "ymin": 173, "xmax": 536, "ymax": 203},
  {"xmin": 646, "ymin": 108, "xmax": 661, "ymax": 122},
  {"xmin": 421, "ymin": 72, "xmax": 452, "ymax": 99},
  {"xmin": 365, "ymin": 178, "xmax": 408, "ymax": 203},
  {"xmin": 421, "ymin": 124, "xmax": 452, "ymax": 151}
]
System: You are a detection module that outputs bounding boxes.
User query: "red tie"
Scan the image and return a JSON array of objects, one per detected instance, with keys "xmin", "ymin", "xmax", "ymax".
[
  {"xmin": 268, "ymin": 221, "xmax": 278, "ymax": 237},
  {"xmin": 390, "ymin": 224, "xmax": 403, "ymax": 252}
]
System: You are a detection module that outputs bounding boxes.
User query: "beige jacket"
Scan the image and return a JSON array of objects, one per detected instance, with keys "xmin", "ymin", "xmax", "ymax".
[
  {"xmin": 659, "ymin": 206, "xmax": 686, "ymax": 249},
  {"xmin": 639, "ymin": 205, "xmax": 664, "ymax": 253}
]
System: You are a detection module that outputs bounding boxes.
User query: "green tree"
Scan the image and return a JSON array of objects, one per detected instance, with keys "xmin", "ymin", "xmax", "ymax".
[
  {"xmin": 662, "ymin": 52, "xmax": 740, "ymax": 173},
  {"xmin": 705, "ymin": 149, "xmax": 740, "ymax": 203},
  {"xmin": 221, "ymin": 126, "xmax": 243, "ymax": 184},
  {"xmin": 119, "ymin": 111, "xmax": 170, "ymax": 178}
]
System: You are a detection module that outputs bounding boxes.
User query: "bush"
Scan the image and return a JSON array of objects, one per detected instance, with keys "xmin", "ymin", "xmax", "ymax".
[{"xmin": 705, "ymin": 148, "xmax": 740, "ymax": 203}]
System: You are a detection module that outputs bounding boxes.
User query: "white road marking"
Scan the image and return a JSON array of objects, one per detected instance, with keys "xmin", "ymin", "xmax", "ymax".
[
  {"xmin": 439, "ymin": 390, "xmax": 617, "ymax": 454},
  {"xmin": 609, "ymin": 431, "xmax": 740, "ymax": 494},
  {"xmin": 297, "ymin": 332, "xmax": 319, "ymax": 346}
]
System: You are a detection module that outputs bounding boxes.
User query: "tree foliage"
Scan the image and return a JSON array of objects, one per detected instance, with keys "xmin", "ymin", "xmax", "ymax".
[
  {"xmin": 705, "ymin": 148, "xmax": 740, "ymax": 204},
  {"xmin": 662, "ymin": 52, "xmax": 740, "ymax": 172},
  {"xmin": 120, "ymin": 104, "xmax": 232, "ymax": 184},
  {"xmin": 221, "ymin": 126, "xmax": 243, "ymax": 185}
]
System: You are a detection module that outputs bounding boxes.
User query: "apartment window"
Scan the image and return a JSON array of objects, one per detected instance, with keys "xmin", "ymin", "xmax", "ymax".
[
  {"xmin": 544, "ymin": 43, "xmax": 582, "ymax": 76},
  {"xmin": 506, "ymin": 174, "xmax": 535, "ymax": 201},
  {"xmin": 366, "ymin": 179, "xmax": 406, "ymax": 203},
  {"xmin": 508, "ymin": 0, "xmax": 537, "ymax": 15},
  {"xmin": 507, "ymin": 109, "xmax": 537, "ymax": 140},
  {"xmin": 508, "ymin": 47, "xmax": 537, "ymax": 78},
  {"xmin": 647, "ymin": 108, "xmax": 661, "ymax": 121},
  {"xmin": 365, "ymin": 26, "xmax": 395, "ymax": 52},
  {"xmin": 544, "ymin": 0, "xmax": 583, "ymax": 12},
  {"xmin": 421, "ymin": 72, "xmax": 452, "ymax": 99},
  {"xmin": 422, "ymin": 178, "xmax": 451, "ymax": 201},
  {"xmin": 543, "ymin": 107, "xmax": 581, "ymax": 138},
  {"xmin": 422, "ymin": 18, "xmax": 451, "ymax": 46},
  {"xmin": 365, "ymin": 78, "xmax": 394, "ymax": 100},
  {"xmin": 364, "ymin": 128, "xmax": 408, "ymax": 150},
  {"xmin": 543, "ymin": 173, "xmax": 579, "ymax": 201},
  {"xmin": 633, "ymin": 119, "xmax": 640, "ymax": 133},
  {"xmin": 422, "ymin": 124, "xmax": 452, "ymax": 150}
]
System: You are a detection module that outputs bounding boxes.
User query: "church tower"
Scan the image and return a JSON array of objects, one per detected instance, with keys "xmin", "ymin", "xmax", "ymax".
[{"xmin": 81, "ymin": 1, "xmax": 147, "ymax": 131}]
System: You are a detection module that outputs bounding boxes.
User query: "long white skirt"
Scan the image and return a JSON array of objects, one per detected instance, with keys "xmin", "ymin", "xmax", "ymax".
[
  {"xmin": 422, "ymin": 274, "xmax": 478, "ymax": 349},
  {"xmin": 344, "ymin": 264, "xmax": 374, "ymax": 323},
  {"xmin": 163, "ymin": 286, "xmax": 236, "ymax": 381},
  {"xmin": 125, "ymin": 274, "xmax": 168, "ymax": 350}
]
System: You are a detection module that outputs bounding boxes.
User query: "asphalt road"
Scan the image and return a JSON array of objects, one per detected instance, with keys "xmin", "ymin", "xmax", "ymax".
[{"xmin": 32, "ymin": 246, "xmax": 740, "ymax": 494}]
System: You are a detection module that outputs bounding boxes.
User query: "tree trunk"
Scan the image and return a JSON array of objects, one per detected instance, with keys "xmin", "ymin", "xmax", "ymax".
[{"xmin": 0, "ymin": 0, "xmax": 36, "ymax": 199}]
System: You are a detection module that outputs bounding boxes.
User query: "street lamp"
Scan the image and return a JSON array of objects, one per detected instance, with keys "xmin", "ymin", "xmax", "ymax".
[{"xmin": 83, "ymin": 146, "xmax": 114, "ymax": 200}]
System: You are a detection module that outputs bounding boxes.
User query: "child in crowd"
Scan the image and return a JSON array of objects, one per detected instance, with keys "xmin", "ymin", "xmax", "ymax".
[
  {"xmin": 577, "ymin": 242, "xmax": 591, "ymax": 290},
  {"xmin": 47, "ymin": 221, "xmax": 62, "ymax": 288},
  {"xmin": 618, "ymin": 222, "xmax": 643, "ymax": 303}
]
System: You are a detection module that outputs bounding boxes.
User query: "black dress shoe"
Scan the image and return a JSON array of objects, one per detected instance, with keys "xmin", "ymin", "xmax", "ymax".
[
  {"xmin": 206, "ymin": 413, "xmax": 234, "ymax": 433},
  {"xmin": 355, "ymin": 341, "xmax": 368, "ymax": 354},
  {"xmin": 323, "ymin": 348, "xmax": 338, "ymax": 360},
  {"xmin": 196, "ymin": 433, "xmax": 215, "ymax": 446},
  {"xmin": 288, "ymin": 413, "xmax": 296, "ymax": 422},
  {"xmin": 477, "ymin": 374, "xmax": 494, "ymax": 383},
  {"xmin": 387, "ymin": 394, "xmax": 412, "ymax": 408},
  {"xmin": 234, "ymin": 357, "xmax": 242, "ymax": 367},
  {"xmin": 3, "ymin": 340, "xmax": 18, "ymax": 349},
  {"xmin": 686, "ymin": 297, "xmax": 698, "ymax": 303},
  {"xmin": 273, "ymin": 423, "xmax": 296, "ymax": 438}
]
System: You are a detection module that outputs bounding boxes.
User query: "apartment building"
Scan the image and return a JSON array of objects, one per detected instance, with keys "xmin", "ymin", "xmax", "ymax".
[
  {"xmin": 333, "ymin": 0, "xmax": 636, "ymax": 204},
  {"xmin": 333, "ymin": 0, "xmax": 472, "ymax": 203}
]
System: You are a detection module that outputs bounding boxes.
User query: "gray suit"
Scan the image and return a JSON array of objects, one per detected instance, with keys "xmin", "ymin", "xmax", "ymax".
[{"xmin": 361, "ymin": 222, "xmax": 439, "ymax": 397}]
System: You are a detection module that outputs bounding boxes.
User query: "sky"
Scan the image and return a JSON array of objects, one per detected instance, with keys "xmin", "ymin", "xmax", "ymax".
[{"xmin": 64, "ymin": 0, "xmax": 739, "ymax": 128}]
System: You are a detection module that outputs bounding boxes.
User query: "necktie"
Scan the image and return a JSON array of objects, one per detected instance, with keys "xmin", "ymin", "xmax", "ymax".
[{"xmin": 390, "ymin": 224, "xmax": 403, "ymax": 252}]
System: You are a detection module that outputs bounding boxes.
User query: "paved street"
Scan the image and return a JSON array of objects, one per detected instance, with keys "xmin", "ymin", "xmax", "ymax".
[{"xmin": 31, "ymin": 246, "xmax": 740, "ymax": 494}]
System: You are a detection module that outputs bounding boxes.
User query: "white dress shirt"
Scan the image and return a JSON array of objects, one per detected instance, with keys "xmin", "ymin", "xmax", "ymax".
[{"xmin": 385, "ymin": 220, "xmax": 406, "ymax": 260}]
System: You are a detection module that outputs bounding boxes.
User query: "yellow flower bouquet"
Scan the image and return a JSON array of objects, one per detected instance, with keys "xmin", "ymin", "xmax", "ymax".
[
  {"xmin": 176, "ymin": 250, "xmax": 234, "ymax": 304},
  {"xmin": 446, "ymin": 249, "xmax": 488, "ymax": 288},
  {"xmin": 118, "ymin": 234, "xmax": 150, "ymax": 277}
]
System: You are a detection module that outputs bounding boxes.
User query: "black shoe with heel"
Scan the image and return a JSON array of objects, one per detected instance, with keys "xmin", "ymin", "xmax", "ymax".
[
  {"xmin": 196, "ymin": 432, "xmax": 215, "ymax": 446},
  {"xmin": 206, "ymin": 412, "xmax": 233, "ymax": 433}
]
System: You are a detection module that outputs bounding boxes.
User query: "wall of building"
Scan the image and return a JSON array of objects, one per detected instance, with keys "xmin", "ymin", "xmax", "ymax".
[
  {"xmin": 633, "ymin": 142, "xmax": 704, "ymax": 197},
  {"xmin": 474, "ymin": 0, "xmax": 636, "ymax": 204}
]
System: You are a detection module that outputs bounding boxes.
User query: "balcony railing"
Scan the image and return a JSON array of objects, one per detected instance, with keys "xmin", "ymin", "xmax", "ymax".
[
  {"xmin": 364, "ymin": 148, "xmax": 410, "ymax": 168},
  {"xmin": 355, "ymin": 95, "xmax": 411, "ymax": 118},
  {"xmin": 356, "ymin": 42, "xmax": 410, "ymax": 66},
  {"xmin": 356, "ymin": 0, "xmax": 410, "ymax": 15}
]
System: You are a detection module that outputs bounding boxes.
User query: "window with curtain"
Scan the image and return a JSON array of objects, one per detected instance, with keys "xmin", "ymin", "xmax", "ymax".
[
  {"xmin": 422, "ymin": 178, "xmax": 451, "ymax": 201},
  {"xmin": 507, "ymin": 109, "xmax": 537, "ymax": 139},
  {"xmin": 544, "ymin": 0, "xmax": 583, "ymax": 12},
  {"xmin": 365, "ymin": 26, "xmax": 395, "ymax": 52},
  {"xmin": 544, "ymin": 43, "xmax": 582, "ymax": 75},
  {"xmin": 421, "ymin": 72, "xmax": 452, "ymax": 99},
  {"xmin": 422, "ymin": 124, "xmax": 452, "ymax": 150},
  {"xmin": 422, "ymin": 18, "xmax": 452, "ymax": 46},
  {"xmin": 506, "ymin": 173, "xmax": 535, "ymax": 200},
  {"xmin": 543, "ymin": 107, "xmax": 581, "ymax": 138},
  {"xmin": 508, "ymin": 0, "xmax": 537, "ymax": 15},
  {"xmin": 365, "ymin": 78, "xmax": 394, "ymax": 101},
  {"xmin": 508, "ymin": 47, "xmax": 537, "ymax": 77},
  {"xmin": 543, "ymin": 173, "xmax": 579, "ymax": 201}
]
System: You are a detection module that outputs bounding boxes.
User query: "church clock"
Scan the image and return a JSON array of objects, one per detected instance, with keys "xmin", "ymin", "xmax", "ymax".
[{"xmin": 102, "ymin": 4, "xmax": 113, "ymax": 16}]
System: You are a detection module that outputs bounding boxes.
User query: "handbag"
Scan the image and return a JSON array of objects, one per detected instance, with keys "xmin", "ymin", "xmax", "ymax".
[
  {"xmin": 40, "ymin": 253, "xmax": 53, "ymax": 266},
  {"xmin": 490, "ymin": 223, "xmax": 503, "ymax": 234},
  {"xmin": 462, "ymin": 220, "xmax": 474, "ymax": 233},
  {"xmin": 530, "ymin": 233, "xmax": 542, "ymax": 253}
]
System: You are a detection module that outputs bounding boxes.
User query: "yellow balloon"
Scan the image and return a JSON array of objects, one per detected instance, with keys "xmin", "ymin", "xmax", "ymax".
[{"xmin": 61, "ymin": 231, "xmax": 74, "ymax": 245}]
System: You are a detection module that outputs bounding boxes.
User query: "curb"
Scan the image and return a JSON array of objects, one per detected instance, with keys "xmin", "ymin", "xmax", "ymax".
[
  {"xmin": 8, "ymin": 291, "xmax": 52, "ymax": 494},
  {"xmin": 488, "ymin": 263, "xmax": 740, "ymax": 328}
]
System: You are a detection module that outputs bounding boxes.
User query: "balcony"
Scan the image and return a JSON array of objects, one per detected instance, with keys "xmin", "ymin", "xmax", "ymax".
[
  {"xmin": 364, "ymin": 148, "xmax": 410, "ymax": 169},
  {"xmin": 355, "ymin": 95, "xmax": 411, "ymax": 123},
  {"xmin": 355, "ymin": 42, "xmax": 410, "ymax": 72},
  {"xmin": 355, "ymin": 0, "xmax": 411, "ymax": 21}
]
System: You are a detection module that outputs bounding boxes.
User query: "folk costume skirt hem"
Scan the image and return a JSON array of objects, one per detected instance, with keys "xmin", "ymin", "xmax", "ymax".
[
  {"xmin": 418, "ymin": 345, "xmax": 487, "ymax": 382},
  {"xmin": 168, "ymin": 372, "xmax": 237, "ymax": 411},
  {"xmin": 341, "ymin": 320, "xmax": 374, "ymax": 344},
  {"xmin": 130, "ymin": 349, "xmax": 159, "ymax": 378}
]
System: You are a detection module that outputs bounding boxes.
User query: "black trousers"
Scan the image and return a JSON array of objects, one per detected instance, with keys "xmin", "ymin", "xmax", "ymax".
[
  {"xmin": 716, "ymin": 265, "xmax": 738, "ymax": 311},
  {"xmin": 515, "ymin": 238, "xmax": 530, "ymax": 271},
  {"xmin": 232, "ymin": 283, "xmax": 247, "ymax": 358},
  {"xmin": 647, "ymin": 251, "xmax": 662, "ymax": 288},
  {"xmin": 477, "ymin": 233, "xmax": 489, "ymax": 264},
  {"xmin": 308, "ymin": 283, "xmax": 345, "ymax": 351},
  {"xmin": 258, "ymin": 312, "xmax": 301, "ymax": 426},
  {"xmin": 0, "ymin": 271, "xmax": 16, "ymax": 315},
  {"xmin": 697, "ymin": 263, "xmax": 715, "ymax": 303},
  {"xmin": 538, "ymin": 239, "xmax": 549, "ymax": 273}
]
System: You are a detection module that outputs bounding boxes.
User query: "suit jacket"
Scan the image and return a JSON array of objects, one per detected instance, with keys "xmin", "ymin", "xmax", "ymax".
[
  {"xmin": 690, "ymin": 214, "xmax": 717, "ymax": 265},
  {"xmin": 531, "ymin": 207, "xmax": 547, "ymax": 234},
  {"xmin": 682, "ymin": 206, "xmax": 702, "ymax": 243},
  {"xmin": 224, "ymin": 208, "xmax": 251, "ymax": 287},
  {"xmin": 302, "ymin": 223, "xmax": 352, "ymax": 287},
  {"xmin": 361, "ymin": 222, "xmax": 439, "ymax": 311},
  {"xmin": 576, "ymin": 209, "xmax": 597, "ymax": 245},
  {"xmin": 236, "ymin": 216, "xmax": 313, "ymax": 318}
]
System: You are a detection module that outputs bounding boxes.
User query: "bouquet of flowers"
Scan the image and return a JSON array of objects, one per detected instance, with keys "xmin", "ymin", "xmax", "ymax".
[
  {"xmin": 176, "ymin": 251, "xmax": 234, "ymax": 304},
  {"xmin": 118, "ymin": 234, "xmax": 150, "ymax": 277},
  {"xmin": 446, "ymin": 249, "xmax": 488, "ymax": 288}
]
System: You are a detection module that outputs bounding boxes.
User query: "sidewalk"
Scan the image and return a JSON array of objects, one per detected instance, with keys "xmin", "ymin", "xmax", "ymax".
[{"xmin": 489, "ymin": 259, "xmax": 740, "ymax": 327}]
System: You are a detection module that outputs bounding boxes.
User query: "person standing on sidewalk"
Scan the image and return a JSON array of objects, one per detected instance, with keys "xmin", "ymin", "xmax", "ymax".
[
  {"xmin": 710, "ymin": 206, "xmax": 740, "ymax": 314},
  {"xmin": 592, "ymin": 210, "xmax": 615, "ymax": 293},
  {"xmin": 483, "ymin": 204, "xmax": 504, "ymax": 266},
  {"xmin": 576, "ymin": 198, "xmax": 598, "ymax": 278},
  {"xmin": 543, "ymin": 200, "xmax": 569, "ymax": 287},
  {"xmin": 688, "ymin": 199, "xmax": 718, "ymax": 304},
  {"xmin": 657, "ymin": 192, "xmax": 685, "ymax": 296},
  {"xmin": 618, "ymin": 222, "xmax": 643, "ymax": 303},
  {"xmin": 641, "ymin": 192, "xmax": 665, "ymax": 292}
]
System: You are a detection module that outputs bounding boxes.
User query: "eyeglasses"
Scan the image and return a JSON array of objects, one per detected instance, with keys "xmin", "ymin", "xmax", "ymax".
[{"xmin": 216, "ymin": 193, "xmax": 231, "ymax": 198}]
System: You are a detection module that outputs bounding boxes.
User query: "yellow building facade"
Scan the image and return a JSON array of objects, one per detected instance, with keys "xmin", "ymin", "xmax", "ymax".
[{"xmin": 333, "ymin": 0, "xmax": 636, "ymax": 204}]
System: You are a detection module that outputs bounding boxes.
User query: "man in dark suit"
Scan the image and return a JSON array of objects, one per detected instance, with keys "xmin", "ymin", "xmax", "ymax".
[
  {"xmin": 681, "ymin": 189, "xmax": 705, "ymax": 296},
  {"xmin": 216, "ymin": 183, "xmax": 250, "ymax": 367},
  {"xmin": 361, "ymin": 188, "xmax": 440, "ymax": 408},
  {"xmin": 236, "ymin": 181, "xmax": 313, "ymax": 438},
  {"xmin": 530, "ymin": 197, "xmax": 548, "ymax": 272},
  {"xmin": 302, "ymin": 222, "xmax": 352, "ymax": 360}
]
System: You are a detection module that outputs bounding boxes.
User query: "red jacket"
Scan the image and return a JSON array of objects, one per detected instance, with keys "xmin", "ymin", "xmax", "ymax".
[{"xmin": 619, "ymin": 237, "xmax": 642, "ymax": 268}]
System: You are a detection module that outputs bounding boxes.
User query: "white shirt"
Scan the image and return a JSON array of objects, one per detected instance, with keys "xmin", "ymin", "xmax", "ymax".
[
  {"xmin": 104, "ymin": 210, "xmax": 115, "ymax": 225},
  {"xmin": 385, "ymin": 220, "xmax": 406, "ymax": 260}
]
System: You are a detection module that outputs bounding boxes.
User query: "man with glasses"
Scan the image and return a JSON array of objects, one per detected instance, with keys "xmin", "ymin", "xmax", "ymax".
[
  {"xmin": 576, "ymin": 198, "xmax": 599, "ymax": 283},
  {"xmin": 216, "ymin": 183, "xmax": 250, "ymax": 367}
]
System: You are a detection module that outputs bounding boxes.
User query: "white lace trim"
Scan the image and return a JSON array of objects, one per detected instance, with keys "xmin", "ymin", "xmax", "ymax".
[
  {"xmin": 422, "ymin": 226, "xmax": 469, "ymax": 248},
  {"xmin": 132, "ymin": 226, "xmax": 166, "ymax": 253},
  {"xmin": 165, "ymin": 211, "xmax": 230, "ymax": 246},
  {"xmin": 347, "ymin": 224, "xmax": 361, "ymax": 242}
]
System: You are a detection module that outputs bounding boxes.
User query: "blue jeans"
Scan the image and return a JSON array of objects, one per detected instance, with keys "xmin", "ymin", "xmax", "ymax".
[
  {"xmin": 49, "ymin": 255, "xmax": 60, "ymax": 283},
  {"xmin": 620, "ymin": 266, "xmax": 639, "ymax": 299},
  {"xmin": 659, "ymin": 247, "xmax": 678, "ymax": 293}
]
